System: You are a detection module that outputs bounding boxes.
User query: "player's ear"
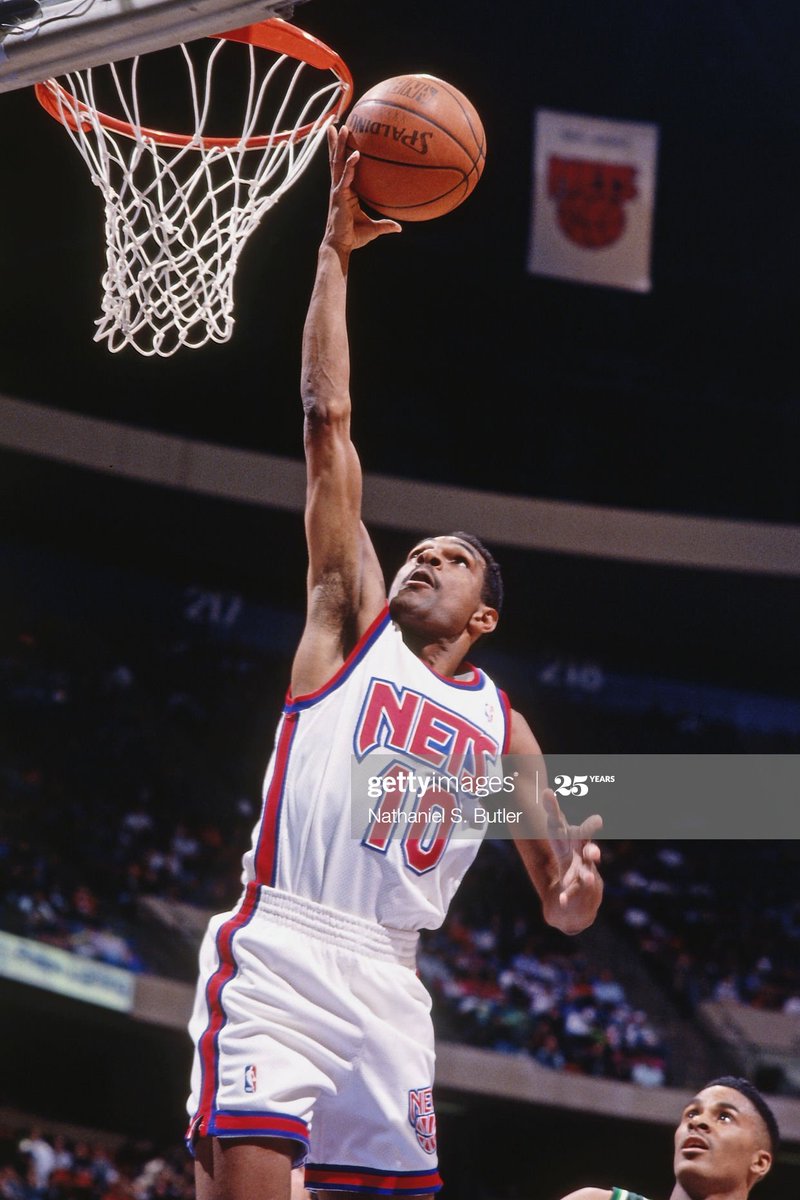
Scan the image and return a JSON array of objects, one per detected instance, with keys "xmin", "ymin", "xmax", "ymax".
[
  {"xmin": 751, "ymin": 1148, "xmax": 772, "ymax": 1184},
  {"xmin": 468, "ymin": 605, "xmax": 498, "ymax": 638}
]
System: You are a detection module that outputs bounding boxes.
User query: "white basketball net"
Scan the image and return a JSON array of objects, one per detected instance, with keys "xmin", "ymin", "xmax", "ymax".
[{"xmin": 37, "ymin": 29, "xmax": 349, "ymax": 355}]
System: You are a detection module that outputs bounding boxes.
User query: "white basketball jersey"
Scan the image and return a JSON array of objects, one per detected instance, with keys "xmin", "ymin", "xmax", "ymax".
[{"xmin": 242, "ymin": 606, "xmax": 511, "ymax": 930}]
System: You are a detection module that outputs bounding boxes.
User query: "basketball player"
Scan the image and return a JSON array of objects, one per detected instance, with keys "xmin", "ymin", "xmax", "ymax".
[
  {"xmin": 558, "ymin": 1076, "xmax": 779, "ymax": 1200},
  {"xmin": 186, "ymin": 125, "xmax": 604, "ymax": 1200}
]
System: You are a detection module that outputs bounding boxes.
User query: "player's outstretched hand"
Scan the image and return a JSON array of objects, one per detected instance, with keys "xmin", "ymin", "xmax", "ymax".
[
  {"xmin": 324, "ymin": 124, "xmax": 401, "ymax": 253},
  {"xmin": 541, "ymin": 787, "xmax": 603, "ymax": 935}
]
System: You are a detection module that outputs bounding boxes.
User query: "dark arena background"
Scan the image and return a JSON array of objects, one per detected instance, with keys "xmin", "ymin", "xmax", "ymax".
[{"xmin": 2, "ymin": 2, "xmax": 800, "ymax": 1198}]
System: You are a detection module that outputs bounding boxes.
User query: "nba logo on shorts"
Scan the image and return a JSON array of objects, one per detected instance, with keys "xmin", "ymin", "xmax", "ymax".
[
  {"xmin": 408, "ymin": 1086, "xmax": 437, "ymax": 1154},
  {"xmin": 244, "ymin": 1065, "xmax": 257, "ymax": 1094}
]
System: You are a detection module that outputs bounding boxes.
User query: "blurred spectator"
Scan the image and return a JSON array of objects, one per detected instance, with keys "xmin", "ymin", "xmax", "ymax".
[{"xmin": 17, "ymin": 1130, "xmax": 54, "ymax": 1196}]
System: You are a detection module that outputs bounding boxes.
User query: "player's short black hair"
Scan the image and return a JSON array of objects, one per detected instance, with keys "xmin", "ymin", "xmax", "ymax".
[
  {"xmin": 703, "ymin": 1076, "xmax": 780, "ymax": 1156},
  {"xmin": 448, "ymin": 531, "xmax": 504, "ymax": 613}
]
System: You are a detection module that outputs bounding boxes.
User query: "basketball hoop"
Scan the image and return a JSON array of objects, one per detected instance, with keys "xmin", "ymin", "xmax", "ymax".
[{"xmin": 34, "ymin": 18, "xmax": 353, "ymax": 355}]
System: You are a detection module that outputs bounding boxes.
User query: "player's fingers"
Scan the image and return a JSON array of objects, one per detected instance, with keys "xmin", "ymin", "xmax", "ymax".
[
  {"xmin": 559, "ymin": 876, "xmax": 581, "ymax": 904},
  {"xmin": 579, "ymin": 814, "xmax": 603, "ymax": 841},
  {"xmin": 328, "ymin": 123, "xmax": 344, "ymax": 172},
  {"xmin": 331, "ymin": 128, "xmax": 355, "ymax": 183},
  {"xmin": 560, "ymin": 854, "xmax": 579, "ymax": 889},
  {"xmin": 542, "ymin": 788, "xmax": 567, "ymax": 833},
  {"xmin": 580, "ymin": 860, "xmax": 599, "ymax": 884},
  {"xmin": 567, "ymin": 847, "xmax": 600, "ymax": 883},
  {"xmin": 582, "ymin": 841, "xmax": 602, "ymax": 864},
  {"xmin": 542, "ymin": 786, "xmax": 559, "ymax": 812},
  {"xmin": 560, "ymin": 859, "xmax": 599, "ymax": 904},
  {"xmin": 338, "ymin": 146, "xmax": 358, "ymax": 181}
]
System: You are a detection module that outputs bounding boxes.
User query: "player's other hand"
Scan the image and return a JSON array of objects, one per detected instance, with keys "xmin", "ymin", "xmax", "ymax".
[
  {"xmin": 541, "ymin": 787, "xmax": 603, "ymax": 935},
  {"xmin": 324, "ymin": 124, "xmax": 402, "ymax": 253}
]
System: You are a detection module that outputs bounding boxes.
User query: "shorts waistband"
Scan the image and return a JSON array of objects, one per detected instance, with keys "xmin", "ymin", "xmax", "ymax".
[{"xmin": 255, "ymin": 885, "xmax": 419, "ymax": 969}]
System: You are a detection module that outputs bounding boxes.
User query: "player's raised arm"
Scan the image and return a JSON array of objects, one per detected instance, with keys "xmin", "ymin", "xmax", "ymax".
[
  {"xmin": 506, "ymin": 708, "xmax": 603, "ymax": 936},
  {"xmin": 291, "ymin": 126, "xmax": 401, "ymax": 696}
]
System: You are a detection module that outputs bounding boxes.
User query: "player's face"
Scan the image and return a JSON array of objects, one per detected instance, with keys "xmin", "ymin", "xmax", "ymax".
[
  {"xmin": 388, "ymin": 536, "xmax": 494, "ymax": 639},
  {"xmin": 673, "ymin": 1085, "xmax": 772, "ymax": 1196}
]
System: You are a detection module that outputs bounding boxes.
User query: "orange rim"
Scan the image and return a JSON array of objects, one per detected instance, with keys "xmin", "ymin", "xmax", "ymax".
[{"xmin": 33, "ymin": 17, "xmax": 353, "ymax": 149}]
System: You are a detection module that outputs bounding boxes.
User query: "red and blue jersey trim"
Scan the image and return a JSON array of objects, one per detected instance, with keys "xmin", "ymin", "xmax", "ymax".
[
  {"xmin": 286, "ymin": 606, "xmax": 391, "ymax": 713},
  {"xmin": 424, "ymin": 660, "xmax": 484, "ymax": 690},
  {"xmin": 498, "ymin": 688, "xmax": 512, "ymax": 754},
  {"xmin": 187, "ymin": 1108, "xmax": 308, "ymax": 1167},
  {"xmin": 304, "ymin": 1163, "xmax": 443, "ymax": 1195},
  {"xmin": 188, "ymin": 884, "xmax": 309, "ymax": 1153},
  {"xmin": 209, "ymin": 1109, "xmax": 308, "ymax": 1142},
  {"xmin": 253, "ymin": 710, "xmax": 299, "ymax": 886}
]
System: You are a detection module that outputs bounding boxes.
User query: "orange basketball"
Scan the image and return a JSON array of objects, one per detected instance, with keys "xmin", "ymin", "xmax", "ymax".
[{"xmin": 345, "ymin": 74, "xmax": 486, "ymax": 221}]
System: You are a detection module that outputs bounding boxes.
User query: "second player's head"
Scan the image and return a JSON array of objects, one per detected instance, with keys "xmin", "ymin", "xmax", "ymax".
[{"xmin": 673, "ymin": 1076, "xmax": 778, "ymax": 1199}]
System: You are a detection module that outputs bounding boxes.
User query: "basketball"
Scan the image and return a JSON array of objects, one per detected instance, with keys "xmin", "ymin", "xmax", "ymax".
[{"xmin": 345, "ymin": 74, "xmax": 486, "ymax": 221}]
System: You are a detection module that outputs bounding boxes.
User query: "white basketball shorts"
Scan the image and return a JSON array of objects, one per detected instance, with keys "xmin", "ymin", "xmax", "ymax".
[{"xmin": 186, "ymin": 883, "xmax": 443, "ymax": 1195}]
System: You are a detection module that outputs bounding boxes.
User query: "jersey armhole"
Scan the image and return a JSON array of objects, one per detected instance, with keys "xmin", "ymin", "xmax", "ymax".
[{"xmin": 285, "ymin": 605, "xmax": 390, "ymax": 711}]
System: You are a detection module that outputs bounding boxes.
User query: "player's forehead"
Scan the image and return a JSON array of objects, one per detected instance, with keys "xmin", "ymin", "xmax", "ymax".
[
  {"xmin": 407, "ymin": 535, "xmax": 482, "ymax": 561},
  {"xmin": 686, "ymin": 1085, "xmax": 753, "ymax": 1118}
]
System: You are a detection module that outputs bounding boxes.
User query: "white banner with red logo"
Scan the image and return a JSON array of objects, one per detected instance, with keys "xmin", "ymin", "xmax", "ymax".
[{"xmin": 528, "ymin": 109, "xmax": 659, "ymax": 292}]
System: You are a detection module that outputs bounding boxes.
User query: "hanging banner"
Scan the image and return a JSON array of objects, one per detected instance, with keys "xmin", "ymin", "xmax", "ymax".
[{"xmin": 528, "ymin": 109, "xmax": 659, "ymax": 292}]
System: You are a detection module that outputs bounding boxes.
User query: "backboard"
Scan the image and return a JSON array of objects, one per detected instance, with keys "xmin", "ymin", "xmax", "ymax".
[{"xmin": 0, "ymin": 0, "xmax": 307, "ymax": 93}]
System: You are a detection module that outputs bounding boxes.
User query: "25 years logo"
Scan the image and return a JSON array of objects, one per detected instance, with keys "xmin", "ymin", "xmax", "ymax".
[{"xmin": 553, "ymin": 773, "xmax": 615, "ymax": 798}]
